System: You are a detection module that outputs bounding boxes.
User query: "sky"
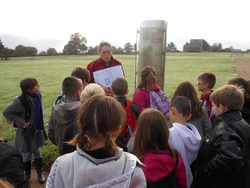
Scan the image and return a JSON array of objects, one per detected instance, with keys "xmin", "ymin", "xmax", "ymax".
[{"xmin": 0, "ymin": 0, "xmax": 249, "ymax": 52}]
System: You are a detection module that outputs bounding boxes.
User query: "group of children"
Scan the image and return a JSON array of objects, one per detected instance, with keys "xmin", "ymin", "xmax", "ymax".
[{"xmin": 1, "ymin": 45, "xmax": 250, "ymax": 187}]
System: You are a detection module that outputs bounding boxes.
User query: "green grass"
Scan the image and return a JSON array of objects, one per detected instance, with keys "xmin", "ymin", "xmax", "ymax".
[{"xmin": 0, "ymin": 52, "xmax": 238, "ymax": 166}]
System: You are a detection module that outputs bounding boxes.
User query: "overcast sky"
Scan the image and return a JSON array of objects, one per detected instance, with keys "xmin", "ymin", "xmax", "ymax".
[{"xmin": 1, "ymin": 0, "xmax": 249, "ymax": 52}]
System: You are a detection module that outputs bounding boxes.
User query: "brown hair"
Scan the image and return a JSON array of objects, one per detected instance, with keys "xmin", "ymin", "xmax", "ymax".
[
  {"xmin": 71, "ymin": 67, "xmax": 90, "ymax": 83},
  {"xmin": 197, "ymin": 72, "xmax": 216, "ymax": 89},
  {"xmin": 172, "ymin": 81, "xmax": 203, "ymax": 119},
  {"xmin": 0, "ymin": 178, "xmax": 14, "ymax": 188},
  {"xmin": 210, "ymin": 84, "xmax": 244, "ymax": 110},
  {"xmin": 69, "ymin": 95, "xmax": 126, "ymax": 154},
  {"xmin": 111, "ymin": 78, "xmax": 128, "ymax": 96},
  {"xmin": 137, "ymin": 65, "xmax": 156, "ymax": 91},
  {"xmin": 98, "ymin": 41, "xmax": 112, "ymax": 53},
  {"xmin": 228, "ymin": 77, "xmax": 250, "ymax": 96},
  {"xmin": 20, "ymin": 77, "xmax": 38, "ymax": 94},
  {"xmin": 62, "ymin": 76, "xmax": 82, "ymax": 96},
  {"xmin": 171, "ymin": 96, "xmax": 191, "ymax": 117},
  {"xmin": 133, "ymin": 108, "xmax": 174, "ymax": 158}
]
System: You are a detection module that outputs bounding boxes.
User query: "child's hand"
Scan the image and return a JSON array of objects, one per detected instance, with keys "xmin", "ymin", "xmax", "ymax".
[{"xmin": 23, "ymin": 122, "xmax": 30, "ymax": 129}]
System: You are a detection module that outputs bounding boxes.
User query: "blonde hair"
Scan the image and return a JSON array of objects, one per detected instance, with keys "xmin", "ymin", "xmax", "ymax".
[
  {"xmin": 80, "ymin": 84, "xmax": 105, "ymax": 103},
  {"xmin": 69, "ymin": 95, "xmax": 126, "ymax": 154}
]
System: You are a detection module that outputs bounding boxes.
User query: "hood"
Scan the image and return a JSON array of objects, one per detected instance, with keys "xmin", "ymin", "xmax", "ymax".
[
  {"xmin": 57, "ymin": 101, "xmax": 80, "ymax": 120},
  {"xmin": 141, "ymin": 151, "xmax": 176, "ymax": 183},
  {"xmin": 172, "ymin": 122, "xmax": 201, "ymax": 152}
]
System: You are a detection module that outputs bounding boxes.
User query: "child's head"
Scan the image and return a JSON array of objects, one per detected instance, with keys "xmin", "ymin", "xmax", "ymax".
[
  {"xmin": 228, "ymin": 77, "xmax": 250, "ymax": 99},
  {"xmin": 80, "ymin": 83, "xmax": 105, "ymax": 103},
  {"xmin": 197, "ymin": 72, "xmax": 216, "ymax": 91},
  {"xmin": 170, "ymin": 96, "xmax": 192, "ymax": 123},
  {"xmin": 71, "ymin": 67, "xmax": 90, "ymax": 89},
  {"xmin": 20, "ymin": 77, "xmax": 39, "ymax": 94},
  {"xmin": 137, "ymin": 65, "xmax": 156, "ymax": 91},
  {"xmin": 133, "ymin": 108, "xmax": 173, "ymax": 158},
  {"xmin": 62, "ymin": 76, "xmax": 83, "ymax": 97},
  {"xmin": 210, "ymin": 84, "xmax": 244, "ymax": 116},
  {"xmin": 172, "ymin": 81, "xmax": 202, "ymax": 119},
  {"xmin": 70, "ymin": 95, "xmax": 126, "ymax": 154},
  {"xmin": 111, "ymin": 78, "xmax": 128, "ymax": 96}
]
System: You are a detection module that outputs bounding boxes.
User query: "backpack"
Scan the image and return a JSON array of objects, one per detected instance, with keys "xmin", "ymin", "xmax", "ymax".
[
  {"xmin": 13, "ymin": 95, "xmax": 31, "ymax": 128},
  {"xmin": 147, "ymin": 149, "xmax": 181, "ymax": 188},
  {"xmin": 122, "ymin": 100, "xmax": 137, "ymax": 144},
  {"xmin": 143, "ymin": 89, "xmax": 170, "ymax": 118}
]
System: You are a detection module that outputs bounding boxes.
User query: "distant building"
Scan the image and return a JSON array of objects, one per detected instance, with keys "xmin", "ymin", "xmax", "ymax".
[{"xmin": 183, "ymin": 39, "xmax": 204, "ymax": 52}]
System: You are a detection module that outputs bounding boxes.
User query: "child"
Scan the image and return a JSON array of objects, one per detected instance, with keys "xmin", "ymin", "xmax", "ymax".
[
  {"xmin": 61, "ymin": 83, "xmax": 105, "ymax": 155},
  {"xmin": 228, "ymin": 77, "xmax": 250, "ymax": 124},
  {"xmin": 193, "ymin": 85, "xmax": 250, "ymax": 188},
  {"xmin": 169, "ymin": 96, "xmax": 201, "ymax": 188},
  {"xmin": 2, "ymin": 77, "xmax": 46, "ymax": 184},
  {"xmin": 46, "ymin": 95, "xmax": 146, "ymax": 187},
  {"xmin": 51, "ymin": 67, "xmax": 90, "ymax": 110},
  {"xmin": 197, "ymin": 72, "xmax": 216, "ymax": 122},
  {"xmin": 111, "ymin": 78, "xmax": 140, "ymax": 144},
  {"xmin": 133, "ymin": 108, "xmax": 187, "ymax": 188},
  {"xmin": 132, "ymin": 65, "xmax": 170, "ymax": 117},
  {"xmin": 48, "ymin": 76, "xmax": 83, "ymax": 155}
]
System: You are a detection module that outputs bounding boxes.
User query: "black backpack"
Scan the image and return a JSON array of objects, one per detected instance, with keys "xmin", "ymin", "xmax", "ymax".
[
  {"xmin": 13, "ymin": 95, "xmax": 31, "ymax": 128},
  {"xmin": 147, "ymin": 149, "xmax": 181, "ymax": 188}
]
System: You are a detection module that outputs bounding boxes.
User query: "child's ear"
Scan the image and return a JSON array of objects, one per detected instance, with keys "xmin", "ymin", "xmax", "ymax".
[
  {"xmin": 186, "ymin": 113, "xmax": 192, "ymax": 121},
  {"xmin": 125, "ymin": 89, "xmax": 129, "ymax": 95},
  {"xmin": 77, "ymin": 89, "xmax": 82, "ymax": 97},
  {"xmin": 220, "ymin": 104, "xmax": 228, "ymax": 113}
]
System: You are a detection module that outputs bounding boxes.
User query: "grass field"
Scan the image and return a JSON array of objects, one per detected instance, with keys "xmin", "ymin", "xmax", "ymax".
[{"xmin": 0, "ymin": 52, "xmax": 238, "ymax": 165}]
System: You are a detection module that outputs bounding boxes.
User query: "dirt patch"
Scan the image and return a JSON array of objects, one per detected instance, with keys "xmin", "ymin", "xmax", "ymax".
[{"xmin": 234, "ymin": 53, "xmax": 250, "ymax": 80}]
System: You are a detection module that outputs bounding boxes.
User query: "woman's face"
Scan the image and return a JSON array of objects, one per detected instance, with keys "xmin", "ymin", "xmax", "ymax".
[
  {"xmin": 28, "ymin": 83, "xmax": 40, "ymax": 93},
  {"xmin": 99, "ymin": 45, "xmax": 112, "ymax": 62}
]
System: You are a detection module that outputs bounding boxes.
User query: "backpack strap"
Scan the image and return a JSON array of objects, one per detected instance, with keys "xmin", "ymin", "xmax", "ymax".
[{"xmin": 125, "ymin": 100, "xmax": 133, "ymax": 137}]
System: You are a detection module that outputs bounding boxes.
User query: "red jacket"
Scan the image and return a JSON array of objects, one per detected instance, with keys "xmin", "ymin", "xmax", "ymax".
[
  {"xmin": 141, "ymin": 150, "xmax": 187, "ymax": 187},
  {"xmin": 132, "ymin": 84, "xmax": 161, "ymax": 112},
  {"xmin": 86, "ymin": 57, "xmax": 123, "ymax": 83}
]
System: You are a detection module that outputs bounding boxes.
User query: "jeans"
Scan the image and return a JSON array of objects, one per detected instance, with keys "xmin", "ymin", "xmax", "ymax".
[{"xmin": 22, "ymin": 147, "xmax": 42, "ymax": 162}]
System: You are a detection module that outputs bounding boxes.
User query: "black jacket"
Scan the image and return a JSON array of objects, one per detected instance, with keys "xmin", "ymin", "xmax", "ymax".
[
  {"xmin": 0, "ymin": 141, "xmax": 29, "ymax": 188},
  {"xmin": 193, "ymin": 110, "xmax": 250, "ymax": 188}
]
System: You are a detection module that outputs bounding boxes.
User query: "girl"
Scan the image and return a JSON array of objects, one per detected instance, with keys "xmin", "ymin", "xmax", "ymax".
[
  {"xmin": 3, "ymin": 77, "xmax": 46, "ymax": 184},
  {"xmin": 47, "ymin": 95, "xmax": 146, "ymax": 188},
  {"xmin": 133, "ymin": 108, "xmax": 187, "ymax": 188}
]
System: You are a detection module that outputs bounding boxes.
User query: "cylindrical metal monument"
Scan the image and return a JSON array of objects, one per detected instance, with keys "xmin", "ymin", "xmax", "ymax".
[{"xmin": 135, "ymin": 20, "xmax": 167, "ymax": 90}]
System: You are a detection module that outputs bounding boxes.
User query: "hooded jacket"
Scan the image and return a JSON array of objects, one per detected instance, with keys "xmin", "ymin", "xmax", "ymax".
[
  {"xmin": 46, "ymin": 147, "xmax": 146, "ymax": 188},
  {"xmin": 48, "ymin": 96, "xmax": 80, "ymax": 154},
  {"xmin": 169, "ymin": 122, "xmax": 201, "ymax": 187},
  {"xmin": 140, "ymin": 150, "xmax": 187, "ymax": 188}
]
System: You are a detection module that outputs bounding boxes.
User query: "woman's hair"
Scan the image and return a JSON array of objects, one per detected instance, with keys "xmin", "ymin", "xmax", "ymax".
[
  {"xmin": 71, "ymin": 67, "xmax": 91, "ymax": 83},
  {"xmin": 0, "ymin": 178, "xmax": 15, "ymax": 188},
  {"xmin": 98, "ymin": 41, "xmax": 112, "ymax": 53},
  {"xmin": 137, "ymin": 65, "xmax": 156, "ymax": 91},
  {"xmin": 20, "ymin": 77, "xmax": 38, "ymax": 94},
  {"xmin": 210, "ymin": 84, "xmax": 244, "ymax": 110},
  {"xmin": 172, "ymin": 81, "xmax": 203, "ymax": 119},
  {"xmin": 133, "ymin": 108, "xmax": 174, "ymax": 158},
  {"xmin": 69, "ymin": 95, "xmax": 126, "ymax": 154},
  {"xmin": 80, "ymin": 84, "xmax": 105, "ymax": 103}
]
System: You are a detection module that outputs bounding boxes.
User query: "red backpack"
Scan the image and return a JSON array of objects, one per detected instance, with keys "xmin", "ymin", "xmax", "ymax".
[{"xmin": 122, "ymin": 99, "xmax": 137, "ymax": 144}]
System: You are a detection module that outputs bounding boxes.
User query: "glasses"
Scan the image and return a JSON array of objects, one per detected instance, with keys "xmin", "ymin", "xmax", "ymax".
[
  {"xmin": 197, "ymin": 83, "xmax": 205, "ymax": 86},
  {"xmin": 101, "ymin": 50, "xmax": 111, "ymax": 55}
]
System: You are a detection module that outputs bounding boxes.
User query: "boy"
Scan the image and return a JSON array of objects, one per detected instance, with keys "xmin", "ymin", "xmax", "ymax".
[
  {"xmin": 48, "ymin": 76, "xmax": 83, "ymax": 155},
  {"xmin": 169, "ymin": 96, "xmax": 201, "ymax": 188},
  {"xmin": 197, "ymin": 72, "xmax": 216, "ymax": 122},
  {"xmin": 51, "ymin": 67, "xmax": 90, "ymax": 111},
  {"xmin": 193, "ymin": 85, "xmax": 250, "ymax": 188},
  {"xmin": 111, "ymin": 78, "xmax": 140, "ymax": 145}
]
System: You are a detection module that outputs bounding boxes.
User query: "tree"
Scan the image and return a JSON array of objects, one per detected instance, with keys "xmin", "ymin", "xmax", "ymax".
[
  {"xmin": 166, "ymin": 42, "xmax": 177, "ymax": 52},
  {"xmin": 0, "ymin": 39, "xmax": 4, "ymax": 55},
  {"xmin": 124, "ymin": 42, "xmax": 133, "ymax": 54},
  {"xmin": 87, "ymin": 46, "xmax": 98, "ymax": 55},
  {"xmin": 47, "ymin": 48, "xmax": 57, "ymax": 56},
  {"xmin": 63, "ymin": 33, "xmax": 87, "ymax": 55},
  {"xmin": 210, "ymin": 43, "xmax": 222, "ymax": 52},
  {"xmin": 202, "ymin": 40, "xmax": 210, "ymax": 51}
]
